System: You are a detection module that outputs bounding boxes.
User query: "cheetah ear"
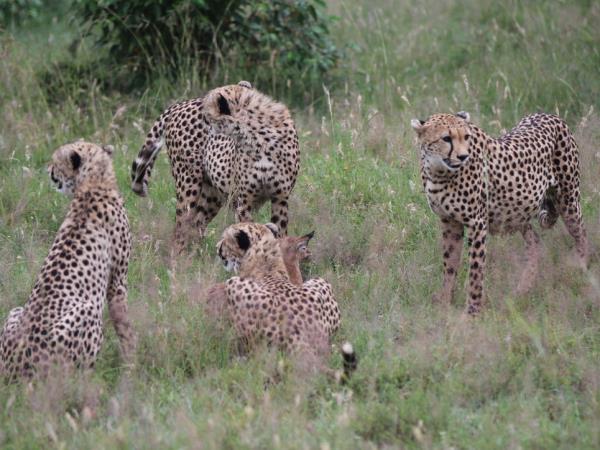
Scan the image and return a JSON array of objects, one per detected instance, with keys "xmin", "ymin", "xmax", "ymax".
[
  {"xmin": 235, "ymin": 230, "xmax": 251, "ymax": 251},
  {"xmin": 297, "ymin": 230, "xmax": 315, "ymax": 248},
  {"xmin": 455, "ymin": 111, "xmax": 470, "ymax": 122},
  {"xmin": 102, "ymin": 144, "xmax": 115, "ymax": 157},
  {"xmin": 218, "ymin": 94, "xmax": 231, "ymax": 116},
  {"xmin": 238, "ymin": 80, "xmax": 252, "ymax": 89},
  {"xmin": 301, "ymin": 230, "xmax": 315, "ymax": 242},
  {"xmin": 410, "ymin": 119, "xmax": 426, "ymax": 134},
  {"xmin": 265, "ymin": 223, "xmax": 280, "ymax": 238},
  {"xmin": 70, "ymin": 151, "xmax": 82, "ymax": 170}
]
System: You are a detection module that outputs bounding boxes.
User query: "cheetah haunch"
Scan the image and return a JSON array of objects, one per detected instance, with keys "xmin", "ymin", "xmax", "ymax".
[{"xmin": 411, "ymin": 112, "xmax": 588, "ymax": 314}]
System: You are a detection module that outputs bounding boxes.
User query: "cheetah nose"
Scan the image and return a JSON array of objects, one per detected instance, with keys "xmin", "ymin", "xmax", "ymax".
[{"xmin": 457, "ymin": 154, "xmax": 469, "ymax": 162}]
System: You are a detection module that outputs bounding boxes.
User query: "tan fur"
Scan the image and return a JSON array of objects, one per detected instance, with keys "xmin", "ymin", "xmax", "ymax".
[
  {"xmin": 412, "ymin": 112, "xmax": 588, "ymax": 314},
  {"xmin": 212, "ymin": 223, "xmax": 341, "ymax": 371},
  {"xmin": 204, "ymin": 232, "xmax": 313, "ymax": 321},
  {"xmin": 0, "ymin": 142, "xmax": 135, "ymax": 380},
  {"xmin": 131, "ymin": 81, "xmax": 299, "ymax": 253}
]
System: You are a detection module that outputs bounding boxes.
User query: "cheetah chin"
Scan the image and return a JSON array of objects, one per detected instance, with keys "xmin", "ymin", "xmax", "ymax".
[{"xmin": 426, "ymin": 153, "xmax": 468, "ymax": 172}]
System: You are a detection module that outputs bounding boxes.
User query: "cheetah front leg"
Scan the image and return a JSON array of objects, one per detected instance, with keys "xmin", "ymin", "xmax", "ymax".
[
  {"xmin": 107, "ymin": 271, "xmax": 136, "ymax": 367},
  {"xmin": 433, "ymin": 218, "xmax": 464, "ymax": 305},
  {"xmin": 516, "ymin": 224, "xmax": 541, "ymax": 296},
  {"xmin": 465, "ymin": 220, "xmax": 487, "ymax": 315}
]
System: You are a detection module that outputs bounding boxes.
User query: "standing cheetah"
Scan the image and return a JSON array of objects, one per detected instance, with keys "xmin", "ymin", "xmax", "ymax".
[
  {"xmin": 130, "ymin": 81, "xmax": 299, "ymax": 252},
  {"xmin": 411, "ymin": 112, "xmax": 588, "ymax": 314}
]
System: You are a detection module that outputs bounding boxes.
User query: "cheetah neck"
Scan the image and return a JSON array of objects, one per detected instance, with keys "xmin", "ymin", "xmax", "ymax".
[
  {"xmin": 239, "ymin": 243, "xmax": 290, "ymax": 281},
  {"xmin": 75, "ymin": 161, "xmax": 118, "ymax": 194}
]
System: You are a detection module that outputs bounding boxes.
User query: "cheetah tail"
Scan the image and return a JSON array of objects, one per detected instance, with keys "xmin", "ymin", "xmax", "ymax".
[
  {"xmin": 340, "ymin": 342, "xmax": 357, "ymax": 383},
  {"xmin": 538, "ymin": 186, "xmax": 559, "ymax": 229},
  {"xmin": 131, "ymin": 112, "xmax": 168, "ymax": 197}
]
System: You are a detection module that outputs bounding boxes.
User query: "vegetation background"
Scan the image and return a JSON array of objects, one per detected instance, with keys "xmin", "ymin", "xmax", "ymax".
[{"xmin": 1, "ymin": 0, "xmax": 599, "ymax": 448}]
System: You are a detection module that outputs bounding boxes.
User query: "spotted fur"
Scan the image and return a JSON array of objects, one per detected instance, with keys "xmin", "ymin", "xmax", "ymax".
[
  {"xmin": 0, "ymin": 142, "xmax": 135, "ymax": 380},
  {"xmin": 214, "ymin": 223, "xmax": 354, "ymax": 377},
  {"xmin": 411, "ymin": 112, "xmax": 588, "ymax": 314},
  {"xmin": 204, "ymin": 230, "xmax": 314, "ymax": 320},
  {"xmin": 131, "ymin": 81, "xmax": 300, "ymax": 252}
]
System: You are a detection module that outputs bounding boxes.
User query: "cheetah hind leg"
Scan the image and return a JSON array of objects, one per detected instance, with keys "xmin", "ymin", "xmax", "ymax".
[
  {"xmin": 553, "ymin": 134, "xmax": 589, "ymax": 268},
  {"xmin": 1, "ymin": 306, "xmax": 24, "ymax": 340},
  {"xmin": 516, "ymin": 224, "xmax": 541, "ymax": 296}
]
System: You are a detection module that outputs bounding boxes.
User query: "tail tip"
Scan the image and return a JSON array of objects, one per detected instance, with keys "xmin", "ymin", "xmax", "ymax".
[
  {"xmin": 339, "ymin": 341, "xmax": 357, "ymax": 383},
  {"xmin": 342, "ymin": 342, "xmax": 354, "ymax": 356}
]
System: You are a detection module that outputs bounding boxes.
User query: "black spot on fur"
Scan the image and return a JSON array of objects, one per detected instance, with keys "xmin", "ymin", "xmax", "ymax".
[
  {"xmin": 236, "ymin": 230, "xmax": 251, "ymax": 251},
  {"xmin": 218, "ymin": 94, "xmax": 231, "ymax": 116},
  {"xmin": 70, "ymin": 151, "xmax": 82, "ymax": 170}
]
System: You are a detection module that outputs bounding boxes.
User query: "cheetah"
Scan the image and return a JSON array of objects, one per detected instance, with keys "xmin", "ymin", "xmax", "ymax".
[
  {"xmin": 214, "ymin": 222, "xmax": 356, "ymax": 378},
  {"xmin": 411, "ymin": 112, "xmax": 588, "ymax": 314},
  {"xmin": 130, "ymin": 81, "xmax": 300, "ymax": 252},
  {"xmin": 0, "ymin": 142, "xmax": 135, "ymax": 380},
  {"xmin": 204, "ymin": 230, "xmax": 315, "ymax": 320}
]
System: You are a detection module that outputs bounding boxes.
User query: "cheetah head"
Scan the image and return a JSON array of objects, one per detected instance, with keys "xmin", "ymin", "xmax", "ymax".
[
  {"xmin": 203, "ymin": 80, "xmax": 254, "ymax": 139},
  {"xmin": 411, "ymin": 112, "xmax": 472, "ymax": 173},
  {"xmin": 48, "ymin": 141, "xmax": 114, "ymax": 196},
  {"xmin": 216, "ymin": 222, "xmax": 280, "ymax": 273}
]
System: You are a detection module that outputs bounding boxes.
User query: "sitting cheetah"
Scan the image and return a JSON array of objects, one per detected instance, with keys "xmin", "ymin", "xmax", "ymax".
[
  {"xmin": 215, "ymin": 222, "xmax": 356, "ymax": 377},
  {"xmin": 411, "ymin": 112, "xmax": 588, "ymax": 314},
  {"xmin": 130, "ymin": 81, "xmax": 300, "ymax": 252},
  {"xmin": 0, "ymin": 142, "xmax": 135, "ymax": 379}
]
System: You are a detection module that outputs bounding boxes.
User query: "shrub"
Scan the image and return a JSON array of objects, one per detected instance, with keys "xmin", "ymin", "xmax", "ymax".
[
  {"xmin": 0, "ymin": 0, "xmax": 46, "ymax": 26},
  {"xmin": 72, "ymin": 0, "xmax": 339, "ymax": 95}
]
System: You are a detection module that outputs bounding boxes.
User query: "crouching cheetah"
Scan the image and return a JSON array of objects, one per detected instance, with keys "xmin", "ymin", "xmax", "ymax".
[
  {"xmin": 130, "ymin": 81, "xmax": 300, "ymax": 252},
  {"xmin": 0, "ymin": 142, "xmax": 135, "ymax": 380},
  {"xmin": 214, "ymin": 222, "xmax": 356, "ymax": 378},
  {"xmin": 411, "ymin": 112, "xmax": 588, "ymax": 314}
]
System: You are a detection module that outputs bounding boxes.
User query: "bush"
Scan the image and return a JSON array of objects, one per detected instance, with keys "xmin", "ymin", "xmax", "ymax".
[
  {"xmin": 0, "ymin": 0, "xmax": 46, "ymax": 26},
  {"xmin": 72, "ymin": 0, "xmax": 339, "ymax": 95}
]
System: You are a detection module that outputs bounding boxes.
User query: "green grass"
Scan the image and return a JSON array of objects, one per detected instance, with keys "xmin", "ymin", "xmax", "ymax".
[{"xmin": 1, "ymin": 0, "xmax": 599, "ymax": 448}]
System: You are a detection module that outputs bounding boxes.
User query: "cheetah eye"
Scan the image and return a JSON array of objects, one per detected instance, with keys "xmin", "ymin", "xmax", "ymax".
[{"xmin": 442, "ymin": 136, "xmax": 452, "ymax": 143}]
